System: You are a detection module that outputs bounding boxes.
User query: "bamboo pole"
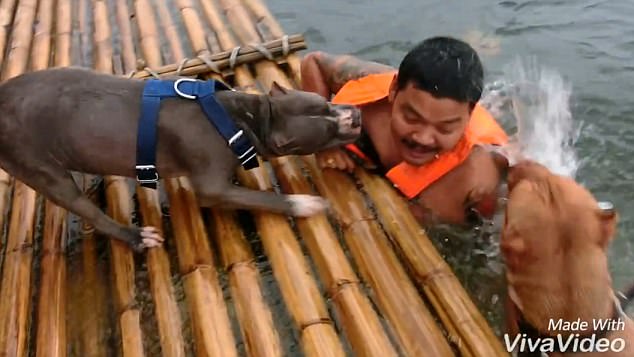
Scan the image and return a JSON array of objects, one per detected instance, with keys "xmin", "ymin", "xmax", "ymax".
[
  {"xmin": 115, "ymin": 0, "xmax": 136, "ymax": 73},
  {"xmin": 193, "ymin": 2, "xmax": 346, "ymax": 356},
  {"xmin": 130, "ymin": 34, "xmax": 306, "ymax": 80},
  {"xmin": 54, "ymin": 0, "xmax": 72, "ymax": 67},
  {"xmin": 216, "ymin": 0, "xmax": 293, "ymax": 90},
  {"xmin": 209, "ymin": 210, "xmax": 283, "ymax": 357},
  {"xmin": 164, "ymin": 178, "xmax": 238, "ymax": 357},
  {"xmin": 0, "ymin": 0, "xmax": 16, "ymax": 267},
  {"xmin": 134, "ymin": 0, "xmax": 162, "ymax": 71},
  {"xmin": 72, "ymin": 1, "xmax": 111, "ymax": 354},
  {"xmin": 137, "ymin": 4, "xmax": 239, "ymax": 356},
  {"xmin": 242, "ymin": 0, "xmax": 302, "ymax": 85},
  {"xmin": 33, "ymin": 0, "xmax": 69, "ymax": 355},
  {"xmin": 199, "ymin": 2, "xmax": 398, "ymax": 353},
  {"xmin": 36, "ymin": 201, "xmax": 68, "ymax": 357},
  {"xmin": 0, "ymin": 185, "xmax": 37, "ymax": 357},
  {"xmin": 117, "ymin": 2, "xmax": 187, "ymax": 356},
  {"xmin": 269, "ymin": 157, "xmax": 399, "ymax": 357},
  {"xmin": 0, "ymin": 0, "xmax": 42, "ymax": 354},
  {"xmin": 152, "ymin": 0, "xmax": 186, "ymax": 61},
  {"xmin": 300, "ymin": 156, "xmax": 455, "ymax": 356},
  {"xmin": 174, "ymin": 0, "xmax": 210, "ymax": 57},
  {"xmin": 0, "ymin": 0, "xmax": 18, "ymax": 67},
  {"xmin": 92, "ymin": 1, "xmax": 145, "ymax": 356},
  {"xmin": 357, "ymin": 169, "xmax": 509, "ymax": 356}
]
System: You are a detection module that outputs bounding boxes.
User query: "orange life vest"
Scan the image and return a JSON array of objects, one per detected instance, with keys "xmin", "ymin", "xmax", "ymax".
[{"xmin": 331, "ymin": 71, "xmax": 508, "ymax": 199}]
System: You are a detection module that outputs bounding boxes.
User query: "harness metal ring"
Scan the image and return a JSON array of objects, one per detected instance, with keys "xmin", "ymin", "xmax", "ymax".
[{"xmin": 174, "ymin": 78, "xmax": 198, "ymax": 100}]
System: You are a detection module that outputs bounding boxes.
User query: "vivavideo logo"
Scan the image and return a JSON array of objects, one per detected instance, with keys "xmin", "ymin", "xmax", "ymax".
[
  {"xmin": 504, "ymin": 318, "xmax": 627, "ymax": 354},
  {"xmin": 504, "ymin": 333, "xmax": 626, "ymax": 354}
]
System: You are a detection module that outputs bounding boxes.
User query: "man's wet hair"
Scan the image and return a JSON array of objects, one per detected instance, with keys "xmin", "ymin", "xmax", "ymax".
[{"xmin": 396, "ymin": 36, "xmax": 484, "ymax": 107}]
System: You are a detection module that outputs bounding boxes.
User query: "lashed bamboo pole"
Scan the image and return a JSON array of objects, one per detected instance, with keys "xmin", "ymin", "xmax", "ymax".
[
  {"xmin": 0, "ymin": 0, "xmax": 18, "ymax": 67},
  {"xmin": 300, "ymin": 156, "xmax": 455, "ymax": 356},
  {"xmin": 0, "ymin": 0, "xmax": 23, "ymax": 262},
  {"xmin": 242, "ymin": 0, "xmax": 302, "ymax": 85},
  {"xmin": 115, "ymin": 0, "xmax": 136, "ymax": 73},
  {"xmin": 92, "ymin": 1, "xmax": 144, "ymax": 356},
  {"xmin": 134, "ymin": 0, "xmax": 162, "ymax": 70},
  {"xmin": 197, "ymin": 1, "xmax": 399, "ymax": 354},
  {"xmin": 269, "ymin": 157, "xmax": 399, "ymax": 357},
  {"xmin": 0, "ymin": 0, "xmax": 41, "ymax": 354},
  {"xmin": 209, "ymin": 210, "xmax": 283, "ymax": 357},
  {"xmin": 54, "ymin": 0, "xmax": 72, "ymax": 67},
  {"xmin": 0, "ymin": 0, "xmax": 16, "ymax": 267},
  {"xmin": 137, "ymin": 4, "xmax": 238, "ymax": 357},
  {"xmin": 165, "ymin": 178, "xmax": 238, "ymax": 357},
  {"xmin": 357, "ymin": 169, "xmax": 509, "ymax": 356},
  {"xmin": 72, "ymin": 1, "xmax": 111, "ymax": 354},
  {"xmin": 175, "ymin": 0, "xmax": 210, "ymax": 58},
  {"xmin": 130, "ymin": 34, "xmax": 306, "ymax": 80},
  {"xmin": 117, "ymin": 2, "xmax": 187, "ymax": 356},
  {"xmin": 217, "ymin": 0, "xmax": 293, "ymax": 90},
  {"xmin": 152, "ymin": 0, "xmax": 186, "ymax": 61},
  {"xmin": 193, "ymin": 2, "xmax": 345, "ymax": 356},
  {"xmin": 36, "ymin": 202, "xmax": 68, "ymax": 357},
  {"xmin": 34, "ymin": 0, "xmax": 69, "ymax": 356},
  {"xmin": 173, "ymin": 10, "xmax": 286, "ymax": 355}
]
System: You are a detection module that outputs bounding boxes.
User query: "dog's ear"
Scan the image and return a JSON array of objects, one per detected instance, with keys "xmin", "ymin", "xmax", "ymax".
[
  {"xmin": 500, "ymin": 225, "xmax": 527, "ymax": 271},
  {"xmin": 596, "ymin": 202, "xmax": 618, "ymax": 248},
  {"xmin": 269, "ymin": 81, "xmax": 289, "ymax": 97}
]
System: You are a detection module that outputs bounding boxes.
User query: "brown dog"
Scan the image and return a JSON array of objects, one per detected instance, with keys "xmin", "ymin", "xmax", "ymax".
[{"xmin": 501, "ymin": 160, "xmax": 633, "ymax": 356}]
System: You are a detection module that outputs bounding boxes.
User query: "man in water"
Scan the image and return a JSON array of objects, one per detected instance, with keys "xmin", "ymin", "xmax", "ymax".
[{"xmin": 301, "ymin": 36, "xmax": 509, "ymax": 225}]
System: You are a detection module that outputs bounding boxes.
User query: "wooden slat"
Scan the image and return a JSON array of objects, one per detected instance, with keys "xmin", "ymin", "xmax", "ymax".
[
  {"xmin": 0, "ymin": 0, "xmax": 43, "ymax": 354},
  {"xmin": 93, "ymin": 0, "xmax": 145, "ymax": 355}
]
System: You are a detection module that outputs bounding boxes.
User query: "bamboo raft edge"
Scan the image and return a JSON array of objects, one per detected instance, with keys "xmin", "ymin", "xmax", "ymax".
[{"xmin": 0, "ymin": 0, "xmax": 511, "ymax": 355}]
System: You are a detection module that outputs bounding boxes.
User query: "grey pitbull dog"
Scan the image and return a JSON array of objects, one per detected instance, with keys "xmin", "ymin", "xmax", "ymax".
[{"xmin": 0, "ymin": 67, "xmax": 362, "ymax": 251}]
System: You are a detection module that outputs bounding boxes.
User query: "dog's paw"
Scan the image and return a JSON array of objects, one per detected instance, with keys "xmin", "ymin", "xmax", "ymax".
[
  {"xmin": 286, "ymin": 194, "xmax": 329, "ymax": 217},
  {"xmin": 132, "ymin": 226, "xmax": 165, "ymax": 252}
]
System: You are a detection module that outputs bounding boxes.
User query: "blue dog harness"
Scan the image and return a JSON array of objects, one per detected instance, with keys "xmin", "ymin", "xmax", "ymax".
[{"xmin": 135, "ymin": 78, "xmax": 259, "ymax": 189}]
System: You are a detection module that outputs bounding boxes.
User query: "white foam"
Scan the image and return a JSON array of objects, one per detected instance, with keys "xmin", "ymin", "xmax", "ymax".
[{"xmin": 480, "ymin": 57, "xmax": 583, "ymax": 178}]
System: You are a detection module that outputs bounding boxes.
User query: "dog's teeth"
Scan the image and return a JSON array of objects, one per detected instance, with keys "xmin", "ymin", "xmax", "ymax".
[{"xmin": 287, "ymin": 194, "xmax": 329, "ymax": 217}]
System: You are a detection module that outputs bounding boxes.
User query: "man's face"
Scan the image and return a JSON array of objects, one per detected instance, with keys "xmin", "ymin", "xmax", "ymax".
[{"xmin": 389, "ymin": 79, "xmax": 471, "ymax": 166}]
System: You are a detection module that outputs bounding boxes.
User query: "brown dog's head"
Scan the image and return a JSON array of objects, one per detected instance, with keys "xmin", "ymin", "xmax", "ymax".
[
  {"xmin": 502, "ymin": 160, "xmax": 617, "ymax": 273},
  {"xmin": 263, "ymin": 82, "xmax": 362, "ymax": 156}
]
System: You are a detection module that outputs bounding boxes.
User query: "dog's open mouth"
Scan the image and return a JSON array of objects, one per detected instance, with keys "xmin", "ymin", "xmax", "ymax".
[{"xmin": 337, "ymin": 125, "xmax": 362, "ymax": 140}]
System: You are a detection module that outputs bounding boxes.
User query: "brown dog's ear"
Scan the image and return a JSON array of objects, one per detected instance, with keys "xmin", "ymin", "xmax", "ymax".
[
  {"xmin": 596, "ymin": 202, "xmax": 618, "ymax": 248},
  {"xmin": 269, "ymin": 81, "xmax": 289, "ymax": 97},
  {"xmin": 500, "ymin": 225, "xmax": 527, "ymax": 271}
]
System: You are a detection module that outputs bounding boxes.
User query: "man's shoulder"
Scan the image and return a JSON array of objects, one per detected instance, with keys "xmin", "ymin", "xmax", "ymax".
[{"xmin": 308, "ymin": 51, "xmax": 396, "ymax": 91}]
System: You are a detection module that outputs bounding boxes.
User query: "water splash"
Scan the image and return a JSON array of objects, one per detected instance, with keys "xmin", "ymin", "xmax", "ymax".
[{"xmin": 480, "ymin": 57, "xmax": 583, "ymax": 178}]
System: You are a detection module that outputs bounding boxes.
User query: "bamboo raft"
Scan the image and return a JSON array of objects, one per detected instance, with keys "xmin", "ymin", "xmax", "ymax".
[{"xmin": 0, "ymin": 0, "xmax": 511, "ymax": 356}]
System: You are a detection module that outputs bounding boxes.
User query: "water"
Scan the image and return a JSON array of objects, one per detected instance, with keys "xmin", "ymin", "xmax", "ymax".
[
  {"xmin": 481, "ymin": 57, "xmax": 582, "ymax": 178},
  {"xmin": 267, "ymin": 0, "xmax": 634, "ymax": 331}
]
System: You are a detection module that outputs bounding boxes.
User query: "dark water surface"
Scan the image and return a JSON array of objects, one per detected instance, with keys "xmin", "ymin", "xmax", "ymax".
[{"xmin": 266, "ymin": 0, "xmax": 634, "ymax": 333}]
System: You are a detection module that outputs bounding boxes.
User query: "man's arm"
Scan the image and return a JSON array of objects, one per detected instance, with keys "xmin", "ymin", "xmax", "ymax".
[{"xmin": 300, "ymin": 51, "xmax": 394, "ymax": 98}]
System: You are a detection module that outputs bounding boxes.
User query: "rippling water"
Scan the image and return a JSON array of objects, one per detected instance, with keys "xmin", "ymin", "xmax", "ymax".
[{"xmin": 268, "ymin": 0, "xmax": 634, "ymax": 332}]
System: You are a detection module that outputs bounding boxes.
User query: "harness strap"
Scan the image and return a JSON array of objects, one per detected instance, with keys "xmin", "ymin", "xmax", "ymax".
[{"xmin": 135, "ymin": 78, "xmax": 259, "ymax": 189}]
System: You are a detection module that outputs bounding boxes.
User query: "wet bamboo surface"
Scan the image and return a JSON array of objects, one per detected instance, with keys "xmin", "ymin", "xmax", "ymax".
[{"xmin": 0, "ymin": 0, "xmax": 509, "ymax": 356}]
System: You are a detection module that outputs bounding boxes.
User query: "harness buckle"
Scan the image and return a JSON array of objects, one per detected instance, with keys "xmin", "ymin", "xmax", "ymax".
[
  {"xmin": 174, "ymin": 78, "xmax": 199, "ymax": 100},
  {"xmin": 135, "ymin": 164, "xmax": 159, "ymax": 184}
]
